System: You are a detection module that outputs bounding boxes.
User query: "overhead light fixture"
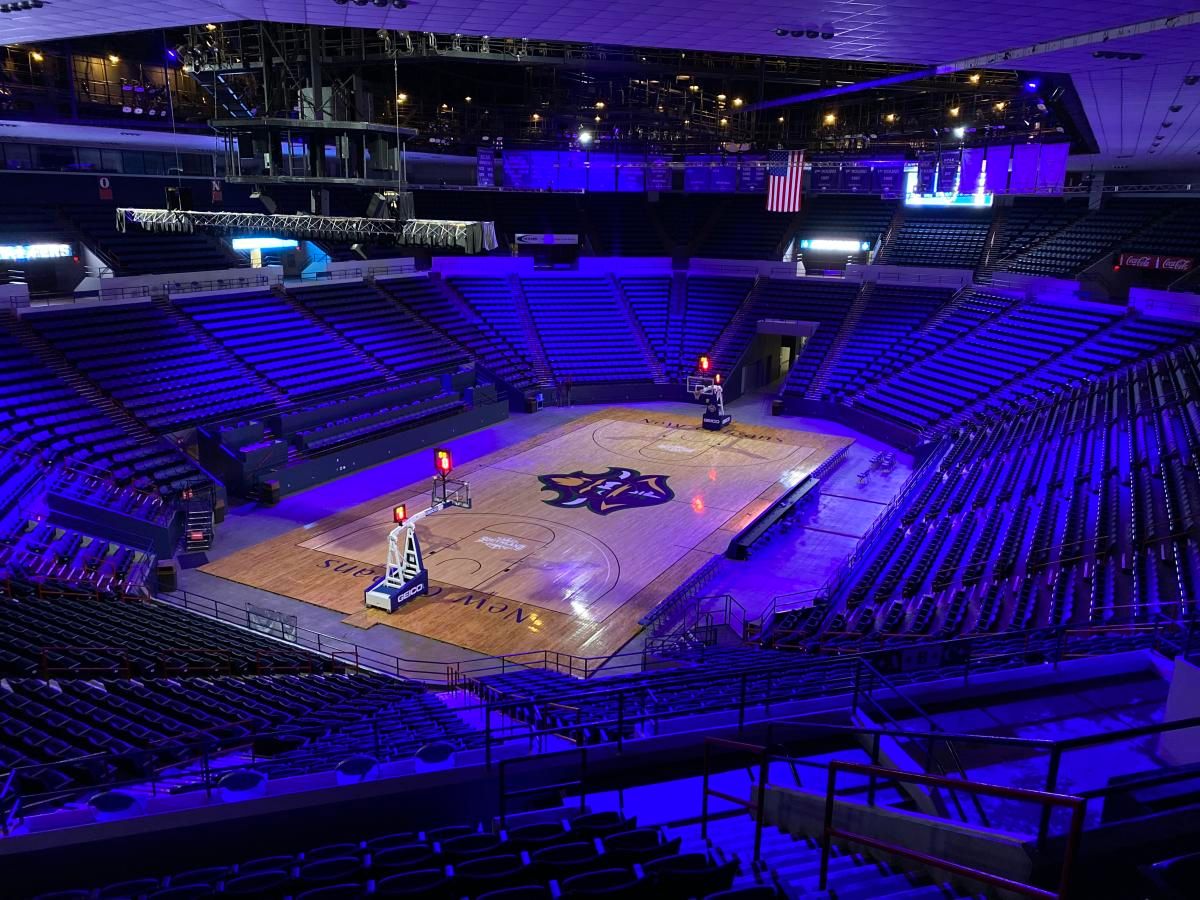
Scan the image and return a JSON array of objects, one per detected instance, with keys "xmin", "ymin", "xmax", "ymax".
[
  {"xmin": 464, "ymin": 95, "xmax": 472, "ymax": 102},
  {"xmin": 108, "ymin": 54, "xmax": 120, "ymax": 64},
  {"xmin": 823, "ymin": 112, "xmax": 836, "ymax": 125},
  {"xmin": 777, "ymin": 116, "xmax": 785, "ymax": 123},
  {"xmin": 994, "ymin": 101, "xmax": 1006, "ymax": 111},
  {"xmin": 1, "ymin": 0, "xmax": 46, "ymax": 10},
  {"xmin": 1025, "ymin": 80, "xmax": 1040, "ymax": 91},
  {"xmin": 732, "ymin": 97, "xmax": 743, "ymax": 107},
  {"xmin": 719, "ymin": 117, "xmax": 729, "ymax": 127},
  {"xmin": 30, "ymin": 51, "xmax": 44, "ymax": 62},
  {"xmin": 531, "ymin": 112, "xmax": 540, "ymax": 121},
  {"xmin": 884, "ymin": 113, "xmax": 896, "ymax": 123},
  {"xmin": 716, "ymin": 93, "xmax": 727, "ymax": 101},
  {"xmin": 689, "ymin": 84, "xmax": 700, "ymax": 92},
  {"xmin": 968, "ymin": 73, "xmax": 981, "ymax": 84},
  {"xmin": 578, "ymin": 130, "xmax": 593, "ymax": 145},
  {"xmin": 949, "ymin": 106, "xmax": 960, "ymax": 117},
  {"xmin": 595, "ymin": 101, "xmax": 605, "ymax": 109},
  {"xmin": 205, "ymin": 23, "xmax": 217, "ymax": 30},
  {"xmin": 396, "ymin": 92, "xmax": 407, "ymax": 103},
  {"xmin": 952, "ymin": 126, "xmax": 966, "ymax": 138}
]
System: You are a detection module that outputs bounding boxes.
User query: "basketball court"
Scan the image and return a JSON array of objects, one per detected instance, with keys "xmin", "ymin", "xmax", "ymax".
[{"xmin": 201, "ymin": 409, "xmax": 851, "ymax": 660}]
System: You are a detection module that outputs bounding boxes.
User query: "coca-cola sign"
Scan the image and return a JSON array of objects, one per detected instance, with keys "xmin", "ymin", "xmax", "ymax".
[{"xmin": 1118, "ymin": 253, "xmax": 1195, "ymax": 271}]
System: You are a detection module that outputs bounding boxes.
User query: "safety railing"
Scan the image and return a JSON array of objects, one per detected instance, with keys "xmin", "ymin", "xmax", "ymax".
[
  {"xmin": 498, "ymin": 746, "xmax": 588, "ymax": 828},
  {"xmin": 820, "ymin": 761, "xmax": 1085, "ymax": 899}
]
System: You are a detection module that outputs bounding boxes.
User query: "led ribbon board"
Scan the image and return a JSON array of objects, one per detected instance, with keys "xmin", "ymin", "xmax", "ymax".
[{"xmin": 0, "ymin": 243, "xmax": 71, "ymax": 261}]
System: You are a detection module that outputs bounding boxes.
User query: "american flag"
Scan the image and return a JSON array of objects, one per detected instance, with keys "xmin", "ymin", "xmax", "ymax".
[{"xmin": 767, "ymin": 149, "xmax": 805, "ymax": 212}]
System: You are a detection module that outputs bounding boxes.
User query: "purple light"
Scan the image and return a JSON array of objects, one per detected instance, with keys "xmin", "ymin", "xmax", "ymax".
[
  {"xmin": 1025, "ymin": 80, "xmax": 1040, "ymax": 91},
  {"xmin": 166, "ymin": 50, "xmax": 177, "ymax": 60}
]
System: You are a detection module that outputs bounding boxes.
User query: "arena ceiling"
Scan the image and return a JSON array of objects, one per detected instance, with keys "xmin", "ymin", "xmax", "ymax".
[{"xmin": 5, "ymin": 1, "xmax": 1200, "ymax": 169}]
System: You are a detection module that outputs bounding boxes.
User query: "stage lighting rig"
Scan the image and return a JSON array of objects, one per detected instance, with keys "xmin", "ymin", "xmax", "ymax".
[{"xmin": 0, "ymin": 0, "xmax": 46, "ymax": 12}]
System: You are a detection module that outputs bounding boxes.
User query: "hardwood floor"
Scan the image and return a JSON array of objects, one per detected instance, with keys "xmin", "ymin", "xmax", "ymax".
[{"xmin": 201, "ymin": 409, "xmax": 851, "ymax": 661}]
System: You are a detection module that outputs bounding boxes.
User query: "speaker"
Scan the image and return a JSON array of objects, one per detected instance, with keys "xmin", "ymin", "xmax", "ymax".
[{"xmin": 165, "ymin": 186, "xmax": 193, "ymax": 211}]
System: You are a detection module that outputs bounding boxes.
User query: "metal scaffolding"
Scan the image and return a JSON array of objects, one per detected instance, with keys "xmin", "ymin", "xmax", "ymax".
[{"xmin": 115, "ymin": 208, "xmax": 498, "ymax": 253}]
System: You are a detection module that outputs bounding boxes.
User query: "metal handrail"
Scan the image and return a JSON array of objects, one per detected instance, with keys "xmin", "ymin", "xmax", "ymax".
[{"xmin": 820, "ymin": 760, "xmax": 1086, "ymax": 899}]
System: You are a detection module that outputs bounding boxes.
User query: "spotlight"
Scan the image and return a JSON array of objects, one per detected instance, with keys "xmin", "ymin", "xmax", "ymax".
[
  {"xmin": 531, "ymin": 113, "xmax": 540, "ymax": 121},
  {"xmin": 205, "ymin": 23, "xmax": 216, "ymax": 30},
  {"xmin": 823, "ymin": 112, "xmax": 836, "ymax": 125},
  {"xmin": 578, "ymin": 130, "xmax": 594, "ymax": 144},
  {"xmin": 31, "ymin": 51, "xmax": 43, "ymax": 62},
  {"xmin": 949, "ymin": 106, "xmax": 960, "ymax": 117},
  {"xmin": 594, "ymin": 115, "xmax": 601, "ymax": 122},
  {"xmin": 595, "ymin": 101, "xmax": 605, "ymax": 109},
  {"xmin": 968, "ymin": 73, "xmax": 981, "ymax": 84},
  {"xmin": 719, "ymin": 117, "xmax": 728, "ymax": 127},
  {"xmin": 994, "ymin": 101, "xmax": 1006, "ymax": 111},
  {"xmin": 1025, "ymin": 80, "xmax": 1039, "ymax": 91},
  {"xmin": 732, "ymin": 97, "xmax": 743, "ymax": 107},
  {"xmin": 717, "ymin": 93, "xmax": 727, "ymax": 101},
  {"xmin": 108, "ymin": 55, "xmax": 120, "ymax": 64},
  {"xmin": 396, "ymin": 92, "xmax": 407, "ymax": 103},
  {"xmin": 884, "ymin": 113, "xmax": 896, "ymax": 123},
  {"xmin": 952, "ymin": 126, "xmax": 966, "ymax": 139},
  {"xmin": 777, "ymin": 116, "xmax": 785, "ymax": 123}
]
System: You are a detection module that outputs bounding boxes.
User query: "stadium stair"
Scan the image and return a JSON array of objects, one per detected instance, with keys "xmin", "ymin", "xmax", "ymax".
[
  {"xmin": 507, "ymin": 275, "xmax": 557, "ymax": 391},
  {"xmin": 274, "ymin": 284, "xmax": 399, "ymax": 383},
  {"xmin": 802, "ymin": 282, "xmax": 873, "ymax": 399},
  {"xmin": 708, "ymin": 276, "xmax": 765, "ymax": 376},
  {"xmin": 610, "ymin": 275, "xmax": 670, "ymax": 383}
]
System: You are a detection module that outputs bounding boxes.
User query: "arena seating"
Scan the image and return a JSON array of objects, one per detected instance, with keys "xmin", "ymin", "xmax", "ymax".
[
  {"xmin": 784, "ymin": 342, "xmax": 1200, "ymax": 650},
  {"xmin": 786, "ymin": 284, "xmax": 952, "ymax": 401},
  {"xmin": 378, "ymin": 276, "xmax": 539, "ymax": 393},
  {"xmin": 22, "ymin": 302, "xmax": 276, "ymax": 431},
  {"xmin": 63, "ymin": 206, "xmax": 238, "ymax": 276},
  {"xmin": 675, "ymin": 276, "xmax": 752, "ymax": 378},
  {"xmin": 880, "ymin": 210, "xmax": 992, "ymax": 269},
  {"xmin": 589, "ymin": 195, "xmax": 669, "ymax": 256},
  {"xmin": 26, "ymin": 813, "xmax": 769, "ymax": 900},
  {"xmin": 985, "ymin": 198, "xmax": 1089, "ymax": 266},
  {"xmin": 848, "ymin": 295, "xmax": 1116, "ymax": 431},
  {"xmin": 0, "ymin": 589, "xmax": 485, "ymax": 808},
  {"xmin": 0, "ymin": 323, "xmax": 209, "ymax": 497},
  {"xmin": 171, "ymin": 291, "xmax": 385, "ymax": 398},
  {"xmin": 619, "ymin": 276, "xmax": 672, "ymax": 367},
  {"xmin": 1001, "ymin": 201, "xmax": 1169, "ymax": 277},
  {"xmin": 286, "ymin": 282, "xmax": 467, "ymax": 381},
  {"xmin": 695, "ymin": 197, "xmax": 794, "ymax": 260},
  {"xmin": 446, "ymin": 276, "xmax": 547, "ymax": 380},
  {"xmin": 750, "ymin": 279, "xmax": 858, "ymax": 390},
  {"xmin": 522, "ymin": 277, "xmax": 655, "ymax": 383}
]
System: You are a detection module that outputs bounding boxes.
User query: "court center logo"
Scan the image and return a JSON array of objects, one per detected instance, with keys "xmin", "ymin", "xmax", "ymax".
[{"xmin": 538, "ymin": 467, "xmax": 674, "ymax": 516}]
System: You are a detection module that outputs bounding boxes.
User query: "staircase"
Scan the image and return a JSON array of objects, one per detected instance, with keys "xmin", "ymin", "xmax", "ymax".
[
  {"xmin": 709, "ymin": 275, "xmax": 764, "ymax": 375},
  {"xmin": 183, "ymin": 491, "xmax": 215, "ymax": 551},
  {"xmin": 274, "ymin": 285, "xmax": 397, "ymax": 382},
  {"xmin": 150, "ymin": 297, "xmax": 285, "ymax": 404},
  {"xmin": 874, "ymin": 206, "xmax": 907, "ymax": 264},
  {"xmin": 672, "ymin": 817, "xmax": 975, "ymax": 900},
  {"xmin": 507, "ymin": 275, "xmax": 556, "ymax": 390},
  {"xmin": 974, "ymin": 203, "xmax": 1011, "ymax": 283},
  {"xmin": 188, "ymin": 69, "xmax": 258, "ymax": 118},
  {"xmin": 609, "ymin": 275, "xmax": 669, "ymax": 384},
  {"xmin": 804, "ymin": 281, "xmax": 874, "ymax": 399},
  {"xmin": 2, "ymin": 312, "xmax": 160, "ymax": 448}
]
